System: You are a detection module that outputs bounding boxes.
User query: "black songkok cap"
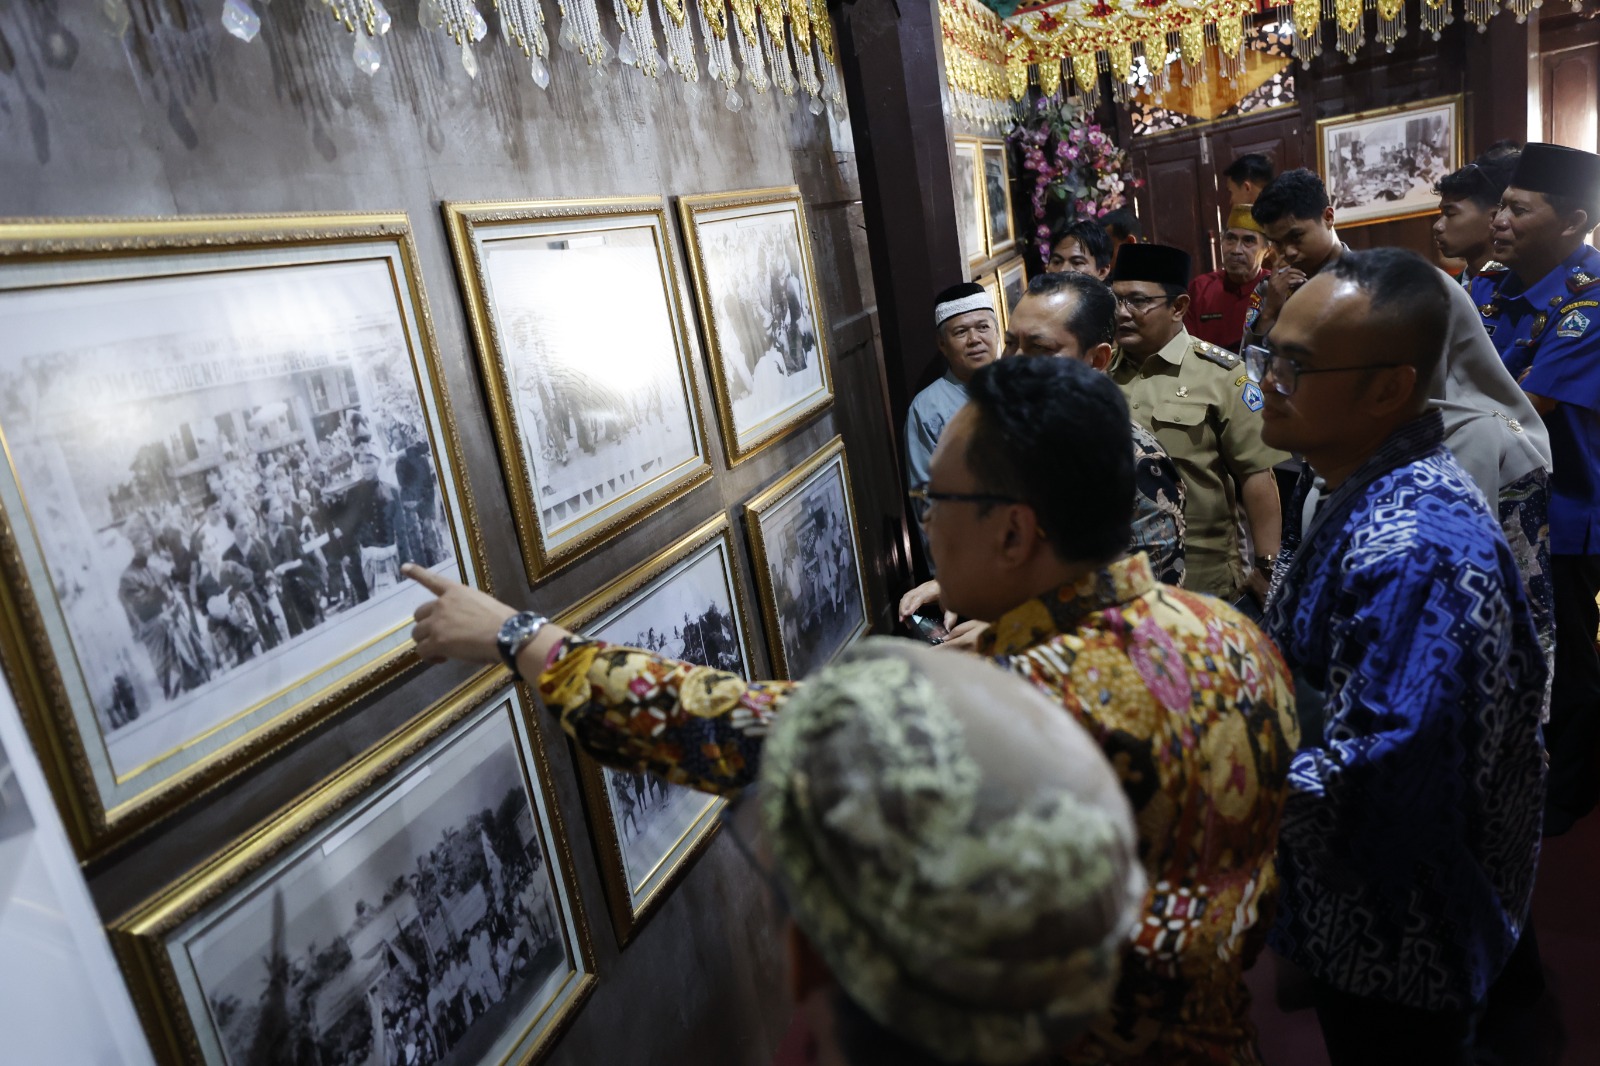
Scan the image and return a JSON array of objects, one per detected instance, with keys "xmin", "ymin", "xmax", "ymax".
[
  {"xmin": 1108, "ymin": 243, "xmax": 1192, "ymax": 286},
  {"xmin": 1509, "ymin": 142, "xmax": 1600, "ymax": 202}
]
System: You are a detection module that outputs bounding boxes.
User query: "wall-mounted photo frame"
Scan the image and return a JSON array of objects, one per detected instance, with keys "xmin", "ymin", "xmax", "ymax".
[
  {"xmin": 744, "ymin": 437, "xmax": 869, "ymax": 681},
  {"xmin": 977, "ymin": 271, "xmax": 1005, "ymax": 331},
  {"xmin": 443, "ymin": 198, "xmax": 712, "ymax": 584},
  {"xmin": 555, "ymin": 515, "xmax": 754, "ymax": 945},
  {"xmin": 953, "ymin": 137, "xmax": 987, "ymax": 271},
  {"xmin": 111, "ymin": 671, "xmax": 596, "ymax": 1066},
  {"xmin": 980, "ymin": 139, "xmax": 1017, "ymax": 258},
  {"xmin": 0, "ymin": 214, "xmax": 487, "ymax": 859},
  {"xmin": 678, "ymin": 187, "xmax": 834, "ymax": 465},
  {"xmin": 1316, "ymin": 95, "xmax": 1464, "ymax": 225},
  {"xmin": 997, "ymin": 256, "xmax": 1028, "ymax": 329}
]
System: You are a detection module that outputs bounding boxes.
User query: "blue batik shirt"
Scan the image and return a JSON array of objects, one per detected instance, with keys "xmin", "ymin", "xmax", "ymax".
[
  {"xmin": 1470, "ymin": 243, "xmax": 1600, "ymax": 554},
  {"xmin": 1262, "ymin": 411, "xmax": 1547, "ymax": 1012}
]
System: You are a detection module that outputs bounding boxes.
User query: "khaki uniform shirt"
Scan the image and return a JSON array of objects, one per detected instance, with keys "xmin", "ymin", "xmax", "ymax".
[{"xmin": 1111, "ymin": 329, "xmax": 1287, "ymax": 598}]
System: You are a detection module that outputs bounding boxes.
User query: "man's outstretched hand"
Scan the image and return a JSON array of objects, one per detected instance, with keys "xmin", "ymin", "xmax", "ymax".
[{"xmin": 404, "ymin": 564, "xmax": 517, "ymax": 665}]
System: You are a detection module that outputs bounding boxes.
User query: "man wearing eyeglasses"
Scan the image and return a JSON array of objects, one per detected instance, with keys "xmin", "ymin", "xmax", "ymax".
[
  {"xmin": 1108, "ymin": 243, "xmax": 1287, "ymax": 603},
  {"xmin": 403, "ymin": 355, "xmax": 1300, "ymax": 1066},
  {"xmin": 1251, "ymin": 248, "xmax": 1545, "ymax": 1064}
]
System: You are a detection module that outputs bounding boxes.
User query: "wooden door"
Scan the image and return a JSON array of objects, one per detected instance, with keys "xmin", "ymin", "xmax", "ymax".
[{"xmin": 1544, "ymin": 40, "xmax": 1600, "ymax": 155}]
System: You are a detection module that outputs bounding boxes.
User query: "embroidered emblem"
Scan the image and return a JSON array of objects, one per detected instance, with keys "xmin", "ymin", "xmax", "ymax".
[
  {"xmin": 1241, "ymin": 382, "xmax": 1264, "ymax": 411},
  {"xmin": 1556, "ymin": 309, "xmax": 1591, "ymax": 339},
  {"xmin": 1234, "ymin": 373, "xmax": 1250, "ymax": 387},
  {"xmin": 1243, "ymin": 307, "xmax": 1260, "ymax": 329}
]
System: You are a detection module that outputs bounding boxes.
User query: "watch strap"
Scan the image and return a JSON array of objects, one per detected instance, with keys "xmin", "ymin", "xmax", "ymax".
[{"xmin": 497, "ymin": 610, "xmax": 550, "ymax": 680}]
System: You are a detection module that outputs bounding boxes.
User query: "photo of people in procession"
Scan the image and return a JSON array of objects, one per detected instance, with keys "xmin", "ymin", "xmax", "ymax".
[
  {"xmin": 589, "ymin": 542, "xmax": 746, "ymax": 894},
  {"xmin": 188, "ymin": 714, "xmax": 569, "ymax": 1066},
  {"xmin": 764, "ymin": 465, "xmax": 865, "ymax": 681},
  {"xmin": 699, "ymin": 206, "xmax": 826, "ymax": 434},
  {"xmin": 0, "ymin": 260, "xmax": 460, "ymax": 779}
]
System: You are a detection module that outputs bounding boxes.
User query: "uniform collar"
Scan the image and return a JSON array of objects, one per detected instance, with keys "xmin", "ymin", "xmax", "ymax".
[
  {"xmin": 1497, "ymin": 244, "xmax": 1595, "ymax": 307},
  {"xmin": 1148, "ymin": 328, "xmax": 1191, "ymax": 368},
  {"xmin": 978, "ymin": 554, "xmax": 1156, "ymax": 657},
  {"xmin": 942, "ymin": 368, "xmax": 969, "ymax": 391}
]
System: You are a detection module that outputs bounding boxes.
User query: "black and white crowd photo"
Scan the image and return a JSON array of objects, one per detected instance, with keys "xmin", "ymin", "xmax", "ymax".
[{"xmin": 760, "ymin": 460, "xmax": 865, "ymax": 680}]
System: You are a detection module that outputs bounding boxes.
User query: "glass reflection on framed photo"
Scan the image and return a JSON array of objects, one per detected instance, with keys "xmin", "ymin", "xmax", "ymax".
[
  {"xmin": 678, "ymin": 187, "xmax": 833, "ymax": 464},
  {"xmin": 443, "ymin": 198, "xmax": 711, "ymax": 583},
  {"xmin": 111, "ymin": 674, "xmax": 595, "ymax": 1066},
  {"xmin": 953, "ymin": 137, "xmax": 987, "ymax": 270},
  {"xmin": 556, "ymin": 516, "xmax": 754, "ymax": 943},
  {"xmin": 1316, "ymin": 95, "xmax": 1463, "ymax": 225},
  {"xmin": 981, "ymin": 139, "xmax": 1017, "ymax": 259},
  {"xmin": 998, "ymin": 257, "xmax": 1028, "ymax": 329},
  {"xmin": 0, "ymin": 215, "xmax": 485, "ymax": 858},
  {"xmin": 744, "ymin": 437, "xmax": 869, "ymax": 680}
]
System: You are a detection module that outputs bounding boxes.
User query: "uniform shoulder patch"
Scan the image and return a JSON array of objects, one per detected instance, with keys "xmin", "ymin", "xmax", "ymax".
[
  {"xmin": 1192, "ymin": 341, "xmax": 1240, "ymax": 370},
  {"xmin": 1568, "ymin": 271, "xmax": 1600, "ymax": 295},
  {"xmin": 1556, "ymin": 308, "xmax": 1592, "ymax": 339},
  {"xmin": 1241, "ymin": 381, "xmax": 1265, "ymax": 411}
]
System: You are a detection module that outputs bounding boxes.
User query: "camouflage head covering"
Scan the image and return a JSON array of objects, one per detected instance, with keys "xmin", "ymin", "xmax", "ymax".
[{"xmin": 758, "ymin": 637, "xmax": 1142, "ymax": 1064}]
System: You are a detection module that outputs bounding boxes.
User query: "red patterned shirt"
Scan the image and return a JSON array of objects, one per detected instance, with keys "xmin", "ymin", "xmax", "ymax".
[{"xmin": 1185, "ymin": 268, "xmax": 1269, "ymax": 353}]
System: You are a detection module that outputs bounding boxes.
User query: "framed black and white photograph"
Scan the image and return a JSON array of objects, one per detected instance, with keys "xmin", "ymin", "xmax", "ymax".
[
  {"xmin": 998, "ymin": 256, "xmax": 1028, "ymax": 328},
  {"xmin": 112, "ymin": 673, "xmax": 595, "ymax": 1066},
  {"xmin": 744, "ymin": 437, "xmax": 869, "ymax": 680},
  {"xmin": 556, "ymin": 516, "xmax": 753, "ymax": 943},
  {"xmin": 953, "ymin": 137, "xmax": 986, "ymax": 269},
  {"xmin": 678, "ymin": 187, "xmax": 834, "ymax": 464},
  {"xmin": 1317, "ymin": 95, "xmax": 1463, "ymax": 225},
  {"xmin": 0, "ymin": 215, "xmax": 486, "ymax": 858},
  {"xmin": 981, "ymin": 139, "xmax": 1017, "ymax": 258},
  {"xmin": 443, "ymin": 199, "xmax": 711, "ymax": 582}
]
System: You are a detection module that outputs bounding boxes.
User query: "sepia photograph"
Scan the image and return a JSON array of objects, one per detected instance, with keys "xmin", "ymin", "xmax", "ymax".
[
  {"xmin": 954, "ymin": 138, "xmax": 985, "ymax": 267},
  {"xmin": 116, "ymin": 680, "xmax": 592, "ymax": 1066},
  {"xmin": 999, "ymin": 257, "xmax": 1028, "ymax": 328},
  {"xmin": 561, "ymin": 519, "xmax": 748, "ymax": 940},
  {"xmin": 746, "ymin": 439, "xmax": 868, "ymax": 681},
  {"xmin": 1318, "ymin": 96, "xmax": 1462, "ymax": 224},
  {"xmin": 982, "ymin": 140, "xmax": 1016, "ymax": 257},
  {"xmin": 0, "ymin": 217, "xmax": 480, "ymax": 856},
  {"xmin": 445, "ymin": 201, "xmax": 710, "ymax": 578},
  {"xmin": 680, "ymin": 189, "xmax": 833, "ymax": 462}
]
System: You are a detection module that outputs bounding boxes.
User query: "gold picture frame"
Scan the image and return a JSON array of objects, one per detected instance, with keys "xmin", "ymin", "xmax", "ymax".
[
  {"xmin": 111, "ymin": 670, "xmax": 596, "ymax": 1066},
  {"xmin": 677, "ymin": 186, "xmax": 834, "ymax": 465},
  {"xmin": 443, "ymin": 197, "xmax": 713, "ymax": 585},
  {"xmin": 977, "ymin": 271, "xmax": 1004, "ymax": 331},
  {"xmin": 743, "ymin": 436, "xmax": 870, "ymax": 680},
  {"xmin": 953, "ymin": 136, "xmax": 988, "ymax": 271},
  {"xmin": 980, "ymin": 139, "xmax": 1018, "ymax": 259},
  {"xmin": 554, "ymin": 515, "xmax": 755, "ymax": 944},
  {"xmin": 0, "ymin": 213, "xmax": 489, "ymax": 859},
  {"xmin": 997, "ymin": 256, "xmax": 1028, "ymax": 328},
  {"xmin": 1316, "ymin": 95, "xmax": 1464, "ymax": 226}
]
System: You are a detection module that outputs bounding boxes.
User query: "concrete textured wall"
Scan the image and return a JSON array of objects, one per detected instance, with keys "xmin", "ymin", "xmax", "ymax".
[{"xmin": 0, "ymin": 2, "xmax": 896, "ymax": 1062}]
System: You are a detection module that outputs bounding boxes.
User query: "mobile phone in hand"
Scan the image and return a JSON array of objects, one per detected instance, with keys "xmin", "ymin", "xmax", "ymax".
[{"xmin": 906, "ymin": 610, "xmax": 947, "ymax": 644}]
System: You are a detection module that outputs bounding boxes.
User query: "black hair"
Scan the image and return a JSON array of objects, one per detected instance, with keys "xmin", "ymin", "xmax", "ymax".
[
  {"xmin": 1223, "ymin": 153, "xmax": 1275, "ymax": 188},
  {"xmin": 1100, "ymin": 208, "xmax": 1143, "ymax": 242},
  {"xmin": 1435, "ymin": 150, "xmax": 1520, "ymax": 210},
  {"xmin": 1251, "ymin": 168, "xmax": 1330, "ymax": 226},
  {"xmin": 1158, "ymin": 281, "xmax": 1187, "ymax": 301},
  {"xmin": 1049, "ymin": 217, "xmax": 1114, "ymax": 271},
  {"xmin": 1025, "ymin": 271, "xmax": 1118, "ymax": 350},
  {"xmin": 1547, "ymin": 191, "xmax": 1600, "ymax": 228},
  {"xmin": 963, "ymin": 357, "xmax": 1133, "ymax": 563},
  {"xmin": 1324, "ymin": 248, "xmax": 1450, "ymax": 383}
]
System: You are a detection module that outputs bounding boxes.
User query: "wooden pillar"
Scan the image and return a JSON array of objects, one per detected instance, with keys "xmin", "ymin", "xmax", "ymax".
[{"xmin": 832, "ymin": 0, "xmax": 966, "ymax": 425}]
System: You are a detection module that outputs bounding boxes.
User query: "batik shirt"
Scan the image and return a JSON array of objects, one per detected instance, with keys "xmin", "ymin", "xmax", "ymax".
[
  {"xmin": 1129, "ymin": 421, "xmax": 1186, "ymax": 587},
  {"xmin": 1263, "ymin": 411, "xmax": 1547, "ymax": 1012},
  {"xmin": 537, "ymin": 553, "xmax": 1298, "ymax": 1064}
]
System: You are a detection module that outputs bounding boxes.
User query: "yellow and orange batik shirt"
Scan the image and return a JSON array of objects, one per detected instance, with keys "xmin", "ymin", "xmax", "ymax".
[{"xmin": 537, "ymin": 553, "xmax": 1298, "ymax": 1065}]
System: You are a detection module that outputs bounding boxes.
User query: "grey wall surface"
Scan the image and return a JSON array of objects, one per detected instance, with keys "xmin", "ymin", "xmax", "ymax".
[{"xmin": 0, "ymin": 1, "xmax": 897, "ymax": 1062}]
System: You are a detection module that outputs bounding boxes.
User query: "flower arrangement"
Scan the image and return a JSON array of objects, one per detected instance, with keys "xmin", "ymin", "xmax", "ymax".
[{"xmin": 1009, "ymin": 96, "xmax": 1141, "ymax": 260}]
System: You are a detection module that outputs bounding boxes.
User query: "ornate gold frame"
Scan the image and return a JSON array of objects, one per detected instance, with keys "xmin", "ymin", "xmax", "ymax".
[
  {"xmin": 980, "ymin": 138, "xmax": 1018, "ymax": 259},
  {"xmin": 977, "ymin": 270, "xmax": 1004, "ymax": 331},
  {"xmin": 0, "ymin": 213, "xmax": 490, "ymax": 860},
  {"xmin": 997, "ymin": 255, "xmax": 1028, "ymax": 330},
  {"xmin": 110, "ymin": 669, "xmax": 596, "ymax": 1066},
  {"xmin": 953, "ymin": 136, "xmax": 989, "ymax": 271},
  {"xmin": 554, "ymin": 515, "xmax": 754, "ymax": 944},
  {"xmin": 443, "ymin": 197, "xmax": 713, "ymax": 584},
  {"xmin": 742, "ymin": 436, "xmax": 871, "ymax": 680},
  {"xmin": 677, "ymin": 186, "xmax": 835, "ymax": 465},
  {"xmin": 1315, "ymin": 94, "xmax": 1464, "ymax": 227}
]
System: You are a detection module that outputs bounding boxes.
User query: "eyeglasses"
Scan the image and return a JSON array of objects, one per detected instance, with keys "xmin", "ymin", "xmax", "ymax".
[
  {"xmin": 1115, "ymin": 293, "xmax": 1173, "ymax": 314},
  {"xmin": 1242, "ymin": 345, "xmax": 1405, "ymax": 398},
  {"xmin": 908, "ymin": 486, "xmax": 1024, "ymax": 524}
]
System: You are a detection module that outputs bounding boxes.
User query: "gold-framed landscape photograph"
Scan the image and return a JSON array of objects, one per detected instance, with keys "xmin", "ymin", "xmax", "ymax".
[
  {"xmin": 953, "ymin": 136, "xmax": 987, "ymax": 270},
  {"xmin": 998, "ymin": 256, "xmax": 1028, "ymax": 327},
  {"xmin": 555, "ymin": 515, "xmax": 755, "ymax": 944},
  {"xmin": 677, "ymin": 187, "xmax": 833, "ymax": 464},
  {"xmin": 744, "ymin": 437, "xmax": 869, "ymax": 681},
  {"xmin": 1317, "ymin": 95, "xmax": 1464, "ymax": 225},
  {"xmin": 443, "ymin": 197, "xmax": 712, "ymax": 585},
  {"xmin": 980, "ymin": 138, "xmax": 1017, "ymax": 259},
  {"xmin": 0, "ymin": 214, "xmax": 486, "ymax": 859},
  {"xmin": 111, "ymin": 671, "xmax": 595, "ymax": 1066}
]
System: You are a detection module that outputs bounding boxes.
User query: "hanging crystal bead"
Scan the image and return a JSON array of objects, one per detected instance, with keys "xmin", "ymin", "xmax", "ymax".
[
  {"xmin": 353, "ymin": 28, "xmax": 382, "ymax": 72},
  {"xmin": 221, "ymin": 0, "xmax": 262, "ymax": 41}
]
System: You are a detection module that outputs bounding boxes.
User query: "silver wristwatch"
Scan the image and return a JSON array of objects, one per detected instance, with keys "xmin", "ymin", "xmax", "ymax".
[{"xmin": 497, "ymin": 610, "xmax": 550, "ymax": 680}]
